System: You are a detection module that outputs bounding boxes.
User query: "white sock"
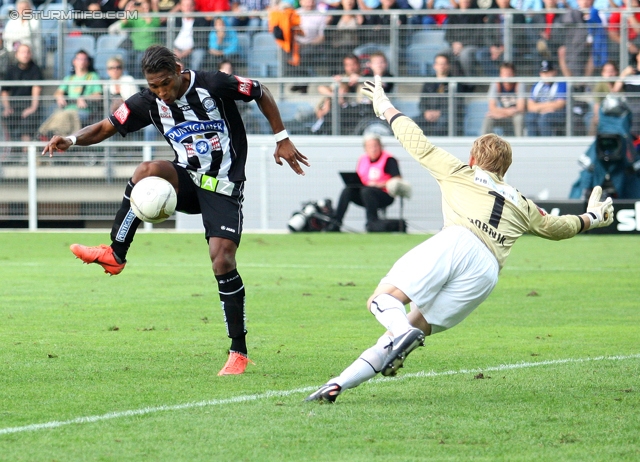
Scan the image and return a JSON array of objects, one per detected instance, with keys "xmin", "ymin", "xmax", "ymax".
[
  {"xmin": 370, "ymin": 293, "xmax": 412, "ymax": 338},
  {"xmin": 334, "ymin": 334, "xmax": 393, "ymax": 390}
]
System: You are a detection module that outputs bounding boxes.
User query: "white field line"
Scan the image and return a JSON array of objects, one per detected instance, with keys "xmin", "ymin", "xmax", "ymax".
[{"xmin": 1, "ymin": 353, "xmax": 638, "ymax": 436}]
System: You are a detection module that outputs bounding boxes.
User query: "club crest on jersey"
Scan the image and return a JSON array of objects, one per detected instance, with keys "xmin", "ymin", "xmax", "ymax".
[
  {"xmin": 165, "ymin": 120, "xmax": 225, "ymax": 142},
  {"xmin": 195, "ymin": 140, "xmax": 209, "ymax": 154},
  {"xmin": 234, "ymin": 76, "xmax": 253, "ymax": 96},
  {"xmin": 114, "ymin": 103, "xmax": 130, "ymax": 124},
  {"xmin": 202, "ymin": 97, "xmax": 216, "ymax": 112},
  {"xmin": 160, "ymin": 105, "xmax": 172, "ymax": 119}
]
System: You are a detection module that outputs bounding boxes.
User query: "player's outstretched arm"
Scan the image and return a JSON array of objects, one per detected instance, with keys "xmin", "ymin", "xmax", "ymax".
[
  {"xmin": 255, "ymin": 85, "xmax": 310, "ymax": 176},
  {"xmin": 41, "ymin": 119, "xmax": 118, "ymax": 157}
]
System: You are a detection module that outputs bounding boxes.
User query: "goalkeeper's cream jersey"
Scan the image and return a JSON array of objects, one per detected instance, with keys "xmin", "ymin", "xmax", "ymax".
[{"xmin": 390, "ymin": 114, "xmax": 582, "ymax": 269}]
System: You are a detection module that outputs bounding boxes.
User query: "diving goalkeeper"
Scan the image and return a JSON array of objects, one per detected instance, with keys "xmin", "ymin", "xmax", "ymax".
[{"xmin": 306, "ymin": 76, "xmax": 615, "ymax": 403}]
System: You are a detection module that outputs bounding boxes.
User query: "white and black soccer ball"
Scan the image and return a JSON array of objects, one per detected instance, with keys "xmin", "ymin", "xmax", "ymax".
[{"xmin": 130, "ymin": 176, "xmax": 177, "ymax": 224}]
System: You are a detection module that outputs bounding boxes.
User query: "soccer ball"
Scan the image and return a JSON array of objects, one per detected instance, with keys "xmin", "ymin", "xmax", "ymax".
[{"xmin": 130, "ymin": 176, "xmax": 177, "ymax": 224}]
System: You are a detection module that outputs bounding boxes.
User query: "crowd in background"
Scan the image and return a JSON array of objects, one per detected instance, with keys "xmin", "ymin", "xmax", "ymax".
[{"xmin": 0, "ymin": 0, "xmax": 639, "ymax": 141}]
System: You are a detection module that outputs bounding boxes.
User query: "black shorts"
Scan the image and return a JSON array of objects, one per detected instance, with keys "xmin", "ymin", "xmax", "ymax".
[{"xmin": 171, "ymin": 163, "xmax": 244, "ymax": 246}]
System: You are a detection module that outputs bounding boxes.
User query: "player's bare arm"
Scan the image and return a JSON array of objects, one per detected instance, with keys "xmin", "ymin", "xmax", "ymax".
[
  {"xmin": 41, "ymin": 119, "xmax": 118, "ymax": 157},
  {"xmin": 255, "ymin": 84, "xmax": 310, "ymax": 175}
]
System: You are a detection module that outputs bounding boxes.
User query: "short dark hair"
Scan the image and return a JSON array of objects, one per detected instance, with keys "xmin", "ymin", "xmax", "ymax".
[
  {"xmin": 500, "ymin": 61, "xmax": 516, "ymax": 73},
  {"xmin": 434, "ymin": 53, "xmax": 450, "ymax": 64},
  {"xmin": 141, "ymin": 45, "xmax": 178, "ymax": 75}
]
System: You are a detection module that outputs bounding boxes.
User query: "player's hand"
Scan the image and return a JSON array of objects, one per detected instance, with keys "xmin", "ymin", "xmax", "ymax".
[
  {"xmin": 586, "ymin": 185, "xmax": 614, "ymax": 228},
  {"xmin": 41, "ymin": 135, "xmax": 73, "ymax": 158},
  {"xmin": 273, "ymin": 138, "xmax": 310, "ymax": 176},
  {"xmin": 360, "ymin": 75, "xmax": 395, "ymax": 119}
]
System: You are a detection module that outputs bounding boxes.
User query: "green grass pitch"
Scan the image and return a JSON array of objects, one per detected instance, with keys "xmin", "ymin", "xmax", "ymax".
[{"xmin": 0, "ymin": 231, "xmax": 638, "ymax": 461}]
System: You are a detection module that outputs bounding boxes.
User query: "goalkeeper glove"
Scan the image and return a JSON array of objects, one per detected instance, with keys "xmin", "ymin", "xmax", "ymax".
[
  {"xmin": 586, "ymin": 185, "xmax": 614, "ymax": 228},
  {"xmin": 360, "ymin": 75, "xmax": 395, "ymax": 119}
]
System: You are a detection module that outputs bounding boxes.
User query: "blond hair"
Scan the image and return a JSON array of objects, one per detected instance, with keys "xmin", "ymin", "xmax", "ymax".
[{"xmin": 470, "ymin": 133, "xmax": 512, "ymax": 178}]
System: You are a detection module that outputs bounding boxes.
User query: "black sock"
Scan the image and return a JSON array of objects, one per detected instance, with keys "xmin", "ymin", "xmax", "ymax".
[
  {"xmin": 110, "ymin": 179, "xmax": 141, "ymax": 261},
  {"xmin": 216, "ymin": 269, "xmax": 247, "ymax": 355}
]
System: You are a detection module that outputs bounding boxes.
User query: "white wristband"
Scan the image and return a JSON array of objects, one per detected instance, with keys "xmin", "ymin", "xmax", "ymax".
[
  {"xmin": 66, "ymin": 135, "xmax": 77, "ymax": 146},
  {"xmin": 274, "ymin": 130, "xmax": 289, "ymax": 142}
]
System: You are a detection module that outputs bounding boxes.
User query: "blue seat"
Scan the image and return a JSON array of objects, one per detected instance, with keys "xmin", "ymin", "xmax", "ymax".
[
  {"xmin": 65, "ymin": 35, "xmax": 96, "ymax": 56},
  {"xmin": 248, "ymin": 45, "xmax": 278, "ymax": 77},
  {"xmin": 410, "ymin": 29, "xmax": 447, "ymax": 47},
  {"xmin": 353, "ymin": 43, "xmax": 391, "ymax": 61},
  {"xmin": 96, "ymin": 34, "xmax": 127, "ymax": 51},
  {"xmin": 464, "ymin": 100, "xmax": 489, "ymax": 137},
  {"xmin": 406, "ymin": 43, "xmax": 445, "ymax": 76},
  {"xmin": 235, "ymin": 32, "xmax": 250, "ymax": 65},
  {"xmin": 392, "ymin": 98, "xmax": 420, "ymax": 119},
  {"xmin": 251, "ymin": 31, "xmax": 277, "ymax": 49},
  {"xmin": 277, "ymin": 101, "xmax": 314, "ymax": 123}
]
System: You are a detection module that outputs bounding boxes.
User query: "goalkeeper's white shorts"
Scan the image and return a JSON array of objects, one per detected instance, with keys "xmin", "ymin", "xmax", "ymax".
[{"xmin": 380, "ymin": 226, "xmax": 499, "ymax": 334}]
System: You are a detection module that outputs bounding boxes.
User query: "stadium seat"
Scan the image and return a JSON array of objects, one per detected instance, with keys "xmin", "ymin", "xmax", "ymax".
[
  {"xmin": 464, "ymin": 100, "xmax": 489, "ymax": 137},
  {"xmin": 96, "ymin": 34, "xmax": 127, "ymax": 51},
  {"xmin": 406, "ymin": 43, "xmax": 445, "ymax": 76},
  {"xmin": 353, "ymin": 43, "xmax": 392, "ymax": 61},
  {"xmin": 276, "ymin": 101, "xmax": 314, "ymax": 123},
  {"xmin": 248, "ymin": 45, "xmax": 278, "ymax": 77},
  {"xmin": 65, "ymin": 35, "xmax": 96, "ymax": 57},
  {"xmin": 410, "ymin": 29, "xmax": 447, "ymax": 47},
  {"xmin": 251, "ymin": 31, "xmax": 277, "ymax": 49},
  {"xmin": 392, "ymin": 99, "xmax": 421, "ymax": 119}
]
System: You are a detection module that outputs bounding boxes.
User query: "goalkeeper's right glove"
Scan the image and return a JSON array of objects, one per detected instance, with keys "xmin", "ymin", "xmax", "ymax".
[
  {"xmin": 360, "ymin": 75, "xmax": 395, "ymax": 119},
  {"xmin": 586, "ymin": 185, "xmax": 614, "ymax": 228}
]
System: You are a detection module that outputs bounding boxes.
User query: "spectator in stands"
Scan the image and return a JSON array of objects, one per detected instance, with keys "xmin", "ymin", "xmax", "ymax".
[
  {"xmin": 71, "ymin": 0, "xmax": 120, "ymax": 33},
  {"xmin": 229, "ymin": 0, "xmax": 271, "ymax": 28},
  {"xmin": 287, "ymin": 0, "xmax": 328, "ymax": 93},
  {"xmin": 318, "ymin": 53, "xmax": 363, "ymax": 106},
  {"xmin": 443, "ymin": 0, "xmax": 484, "ymax": 77},
  {"xmin": 296, "ymin": 0, "xmax": 328, "ymax": 72},
  {"xmin": 172, "ymin": 0, "xmax": 210, "ymax": 70},
  {"xmin": 326, "ymin": 0, "xmax": 364, "ymax": 62},
  {"xmin": 202, "ymin": 16, "xmax": 239, "ymax": 68},
  {"xmin": 1, "ymin": 44, "xmax": 43, "ymax": 145},
  {"xmin": 2, "ymin": 0, "xmax": 41, "ymax": 65},
  {"xmin": 612, "ymin": 51, "xmax": 640, "ymax": 133},
  {"xmin": 608, "ymin": 0, "xmax": 640, "ymax": 68},
  {"xmin": 482, "ymin": 61, "xmax": 526, "ymax": 137},
  {"xmin": 194, "ymin": 0, "xmax": 230, "ymax": 15},
  {"xmin": 589, "ymin": 60, "xmax": 618, "ymax": 134},
  {"xmin": 580, "ymin": 0, "xmax": 608, "ymax": 74},
  {"xmin": 327, "ymin": 133, "xmax": 402, "ymax": 232},
  {"xmin": 362, "ymin": 51, "xmax": 394, "ymax": 93},
  {"xmin": 39, "ymin": 50, "xmax": 103, "ymax": 136},
  {"xmin": 417, "ymin": 53, "xmax": 473, "ymax": 136},
  {"xmin": 106, "ymin": 56, "xmax": 140, "ymax": 113},
  {"xmin": 482, "ymin": 0, "xmax": 526, "ymax": 77},
  {"xmin": 120, "ymin": 0, "xmax": 162, "ymax": 78},
  {"xmin": 362, "ymin": 0, "xmax": 406, "ymax": 42},
  {"xmin": 525, "ymin": 60, "xmax": 567, "ymax": 136},
  {"xmin": 530, "ymin": 0, "xmax": 563, "ymax": 62}
]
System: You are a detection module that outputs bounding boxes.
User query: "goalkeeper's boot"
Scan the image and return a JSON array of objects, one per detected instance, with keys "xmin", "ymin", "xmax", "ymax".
[
  {"xmin": 381, "ymin": 328, "xmax": 425, "ymax": 377},
  {"xmin": 70, "ymin": 244, "xmax": 126, "ymax": 276},
  {"xmin": 305, "ymin": 383, "xmax": 342, "ymax": 403},
  {"xmin": 218, "ymin": 351, "xmax": 253, "ymax": 376}
]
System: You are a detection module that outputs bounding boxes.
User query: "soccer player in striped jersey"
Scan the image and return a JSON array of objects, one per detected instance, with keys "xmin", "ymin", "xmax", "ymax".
[
  {"xmin": 306, "ymin": 76, "xmax": 614, "ymax": 403},
  {"xmin": 42, "ymin": 45, "xmax": 309, "ymax": 376}
]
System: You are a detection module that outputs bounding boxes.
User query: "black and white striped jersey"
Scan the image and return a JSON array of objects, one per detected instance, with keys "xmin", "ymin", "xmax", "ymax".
[{"xmin": 108, "ymin": 69, "xmax": 263, "ymax": 183}]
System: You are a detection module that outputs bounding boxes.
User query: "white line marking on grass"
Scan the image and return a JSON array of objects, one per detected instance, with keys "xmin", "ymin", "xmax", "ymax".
[{"xmin": 1, "ymin": 353, "xmax": 638, "ymax": 436}]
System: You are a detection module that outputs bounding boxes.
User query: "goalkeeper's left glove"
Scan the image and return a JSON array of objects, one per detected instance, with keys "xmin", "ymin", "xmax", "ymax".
[
  {"xmin": 360, "ymin": 75, "xmax": 395, "ymax": 119},
  {"xmin": 586, "ymin": 185, "xmax": 614, "ymax": 228}
]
